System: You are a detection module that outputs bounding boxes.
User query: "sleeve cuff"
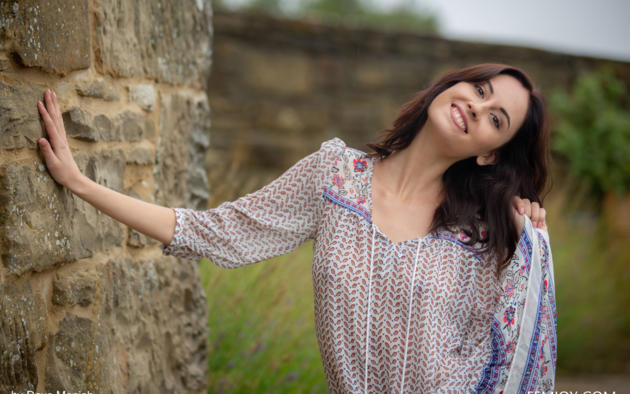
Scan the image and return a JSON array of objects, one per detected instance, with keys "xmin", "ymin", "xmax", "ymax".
[{"xmin": 162, "ymin": 207, "xmax": 185, "ymax": 256}]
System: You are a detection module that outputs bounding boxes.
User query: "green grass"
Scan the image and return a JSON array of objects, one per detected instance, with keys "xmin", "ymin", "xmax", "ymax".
[{"xmin": 199, "ymin": 241, "xmax": 328, "ymax": 393}]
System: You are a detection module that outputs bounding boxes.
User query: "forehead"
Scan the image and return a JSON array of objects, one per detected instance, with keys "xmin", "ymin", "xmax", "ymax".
[{"xmin": 486, "ymin": 74, "xmax": 530, "ymax": 130}]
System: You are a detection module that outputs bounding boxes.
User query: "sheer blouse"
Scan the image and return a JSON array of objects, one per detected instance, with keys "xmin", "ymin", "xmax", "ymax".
[{"xmin": 162, "ymin": 137, "xmax": 557, "ymax": 393}]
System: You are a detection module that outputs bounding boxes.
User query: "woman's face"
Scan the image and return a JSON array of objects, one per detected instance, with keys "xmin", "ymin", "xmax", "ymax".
[{"xmin": 426, "ymin": 74, "xmax": 530, "ymax": 165}]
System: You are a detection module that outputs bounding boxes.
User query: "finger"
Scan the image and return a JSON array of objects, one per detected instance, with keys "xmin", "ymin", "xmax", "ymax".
[
  {"xmin": 44, "ymin": 90, "xmax": 61, "ymax": 133},
  {"xmin": 512, "ymin": 196, "xmax": 526, "ymax": 215},
  {"xmin": 37, "ymin": 101, "xmax": 60, "ymax": 150},
  {"xmin": 38, "ymin": 138, "xmax": 60, "ymax": 167},
  {"xmin": 51, "ymin": 91, "xmax": 66, "ymax": 138},
  {"xmin": 531, "ymin": 202, "xmax": 540, "ymax": 227},
  {"xmin": 512, "ymin": 196, "xmax": 523, "ymax": 214},
  {"xmin": 44, "ymin": 89, "xmax": 54, "ymax": 117},
  {"xmin": 522, "ymin": 198, "xmax": 531, "ymax": 218},
  {"xmin": 539, "ymin": 208, "xmax": 547, "ymax": 229}
]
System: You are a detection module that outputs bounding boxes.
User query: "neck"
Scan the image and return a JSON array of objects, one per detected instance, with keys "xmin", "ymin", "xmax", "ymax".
[{"xmin": 376, "ymin": 126, "xmax": 457, "ymax": 204}]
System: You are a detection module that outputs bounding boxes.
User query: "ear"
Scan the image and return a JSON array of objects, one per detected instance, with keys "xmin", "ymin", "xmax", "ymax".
[{"xmin": 476, "ymin": 151, "xmax": 498, "ymax": 166}]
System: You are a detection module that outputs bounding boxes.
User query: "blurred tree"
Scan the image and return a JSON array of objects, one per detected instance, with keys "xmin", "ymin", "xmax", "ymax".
[
  {"xmin": 551, "ymin": 68, "xmax": 630, "ymax": 199},
  {"xmin": 302, "ymin": 0, "xmax": 438, "ymax": 32},
  {"xmin": 245, "ymin": 0, "xmax": 284, "ymax": 13},
  {"xmin": 212, "ymin": 0, "xmax": 439, "ymax": 33},
  {"xmin": 303, "ymin": 0, "xmax": 365, "ymax": 17}
]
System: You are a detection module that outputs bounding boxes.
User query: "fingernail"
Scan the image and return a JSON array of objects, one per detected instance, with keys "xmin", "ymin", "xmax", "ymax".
[{"xmin": 519, "ymin": 208, "xmax": 524, "ymax": 214}]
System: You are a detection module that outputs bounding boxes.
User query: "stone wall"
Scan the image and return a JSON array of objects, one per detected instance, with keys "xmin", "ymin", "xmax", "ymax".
[
  {"xmin": 1, "ymin": 1, "xmax": 212, "ymax": 392},
  {"xmin": 207, "ymin": 10, "xmax": 630, "ymax": 202}
]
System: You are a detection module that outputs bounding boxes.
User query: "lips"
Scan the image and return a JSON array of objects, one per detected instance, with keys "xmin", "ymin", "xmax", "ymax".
[{"xmin": 450, "ymin": 104, "xmax": 468, "ymax": 133}]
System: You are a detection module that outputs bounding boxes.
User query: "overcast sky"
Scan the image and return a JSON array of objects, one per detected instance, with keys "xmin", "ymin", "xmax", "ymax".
[{"xmin": 373, "ymin": 0, "xmax": 630, "ymax": 61}]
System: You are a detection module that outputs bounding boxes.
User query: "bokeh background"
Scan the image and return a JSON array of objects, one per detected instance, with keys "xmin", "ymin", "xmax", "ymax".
[{"xmin": 198, "ymin": 0, "xmax": 630, "ymax": 392}]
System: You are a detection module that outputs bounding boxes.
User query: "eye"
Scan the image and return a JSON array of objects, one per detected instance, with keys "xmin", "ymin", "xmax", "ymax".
[
  {"xmin": 474, "ymin": 84, "xmax": 485, "ymax": 98},
  {"xmin": 490, "ymin": 113, "xmax": 500, "ymax": 129}
]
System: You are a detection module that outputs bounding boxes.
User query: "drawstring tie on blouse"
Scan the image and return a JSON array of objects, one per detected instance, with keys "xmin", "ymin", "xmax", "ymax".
[{"xmin": 364, "ymin": 223, "xmax": 423, "ymax": 394}]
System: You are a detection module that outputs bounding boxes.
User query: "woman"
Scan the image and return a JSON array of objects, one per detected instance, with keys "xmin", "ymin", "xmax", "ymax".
[{"xmin": 37, "ymin": 63, "xmax": 556, "ymax": 393}]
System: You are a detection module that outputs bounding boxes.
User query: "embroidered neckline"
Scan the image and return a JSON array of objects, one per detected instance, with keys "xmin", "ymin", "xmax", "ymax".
[{"xmin": 322, "ymin": 144, "xmax": 485, "ymax": 255}]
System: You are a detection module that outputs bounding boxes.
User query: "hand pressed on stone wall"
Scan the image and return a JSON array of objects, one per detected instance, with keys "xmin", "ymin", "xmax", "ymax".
[
  {"xmin": 37, "ymin": 89, "xmax": 177, "ymax": 246},
  {"xmin": 37, "ymin": 89, "xmax": 84, "ymax": 190}
]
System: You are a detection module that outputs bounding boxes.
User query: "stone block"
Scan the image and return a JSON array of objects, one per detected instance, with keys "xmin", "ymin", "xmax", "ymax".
[
  {"xmin": 129, "ymin": 83, "xmax": 157, "ymax": 112},
  {"xmin": 0, "ymin": 0, "xmax": 90, "ymax": 74},
  {"xmin": 45, "ymin": 313, "xmax": 103, "ymax": 392},
  {"xmin": 0, "ymin": 160, "xmax": 76, "ymax": 275},
  {"xmin": 154, "ymin": 92, "xmax": 210, "ymax": 209},
  {"xmin": 0, "ymin": 78, "xmax": 47, "ymax": 150},
  {"xmin": 75, "ymin": 78, "xmax": 119, "ymax": 101},
  {"xmin": 126, "ymin": 146, "xmax": 155, "ymax": 165},
  {"xmin": 118, "ymin": 110, "xmax": 152, "ymax": 142},
  {"xmin": 0, "ymin": 150, "xmax": 126, "ymax": 275},
  {"xmin": 62, "ymin": 107, "xmax": 153, "ymax": 142},
  {"xmin": 0, "ymin": 281, "xmax": 47, "ymax": 392},
  {"xmin": 52, "ymin": 271, "xmax": 98, "ymax": 307},
  {"xmin": 63, "ymin": 107, "xmax": 112, "ymax": 142},
  {"xmin": 94, "ymin": 0, "xmax": 213, "ymax": 89}
]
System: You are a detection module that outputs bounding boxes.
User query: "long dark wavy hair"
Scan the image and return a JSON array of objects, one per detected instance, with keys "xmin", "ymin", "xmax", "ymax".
[{"xmin": 365, "ymin": 63, "xmax": 551, "ymax": 275}]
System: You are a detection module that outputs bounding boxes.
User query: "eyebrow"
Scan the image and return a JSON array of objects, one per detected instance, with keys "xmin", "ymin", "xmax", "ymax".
[{"xmin": 486, "ymin": 80, "xmax": 511, "ymax": 129}]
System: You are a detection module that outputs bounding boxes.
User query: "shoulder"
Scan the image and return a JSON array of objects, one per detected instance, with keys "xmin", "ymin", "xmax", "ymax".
[
  {"xmin": 319, "ymin": 136, "xmax": 369, "ymax": 165},
  {"xmin": 318, "ymin": 137, "xmax": 372, "ymax": 218},
  {"xmin": 317, "ymin": 137, "xmax": 371, "ymax": 175},
  {"xmin": 319, "ymin": 136, "xmax": 347, "ymax": 152}
]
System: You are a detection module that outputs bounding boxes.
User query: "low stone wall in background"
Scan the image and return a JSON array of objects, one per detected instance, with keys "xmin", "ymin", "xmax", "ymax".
[
  {"xmin": 1, "ymin": 0, "xmax": 212, "ymax": 392},
  {"xmin": 207, "ymin": 10, "xmax": 630, "ymax": 202}
]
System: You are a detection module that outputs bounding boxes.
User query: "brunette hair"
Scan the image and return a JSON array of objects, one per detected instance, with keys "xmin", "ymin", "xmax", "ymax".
[{"xmin": 365, "ymin": 63, "xmax": 551, "ymax": 274}]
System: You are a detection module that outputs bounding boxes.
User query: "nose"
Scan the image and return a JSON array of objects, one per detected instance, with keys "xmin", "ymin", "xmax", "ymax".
[{"xmin": 467, "ymin": 102, "xmax": 478, "ymax": 121}]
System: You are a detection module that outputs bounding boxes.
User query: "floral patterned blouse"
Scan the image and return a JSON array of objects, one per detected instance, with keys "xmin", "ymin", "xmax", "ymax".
[{"xmin": 162, "ymin": 137, "xmax": 557, "ymax": 393}]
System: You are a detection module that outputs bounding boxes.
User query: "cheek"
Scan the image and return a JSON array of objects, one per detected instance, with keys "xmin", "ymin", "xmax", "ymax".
[{"xmin": 475, "ymin": 127, "xmax": 509, "ymax": 151}]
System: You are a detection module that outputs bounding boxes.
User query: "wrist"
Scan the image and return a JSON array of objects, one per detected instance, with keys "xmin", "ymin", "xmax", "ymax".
[{"xmin": 67, "ymin": 173, "xmax": 92, "ymax": 196}]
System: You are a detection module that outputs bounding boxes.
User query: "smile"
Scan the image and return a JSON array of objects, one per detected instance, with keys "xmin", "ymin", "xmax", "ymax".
[{"xmin": 450, "ymin": 104, "xmax": 468, "ymax": 133}]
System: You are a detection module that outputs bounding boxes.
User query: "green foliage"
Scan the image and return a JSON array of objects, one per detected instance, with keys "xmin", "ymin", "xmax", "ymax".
[
  {"xmin": 546, "ymin": 177, "xmax": 630, "ymax": 375},
  {"xmin": 213, "ymin": 0, "xmax": 439, "ymax": 33},
  {"xmin": 550, "ymin": 68, "xmax": 630, "ymax": 197}
]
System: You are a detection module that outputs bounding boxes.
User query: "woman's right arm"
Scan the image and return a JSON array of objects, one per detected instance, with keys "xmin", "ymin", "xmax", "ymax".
[{"xmin": 37, "ymin": 89, "xmax": 176, "ymax": 245}]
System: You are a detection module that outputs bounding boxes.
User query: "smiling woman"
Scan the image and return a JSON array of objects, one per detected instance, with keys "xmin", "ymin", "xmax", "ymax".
[
  {"xmin": 367, "ymin": 64, "xmax": 550, "ymax": 272},
  {"xmin": 37, "ymin": 63, "xmax": 555, "ymax": 393}
]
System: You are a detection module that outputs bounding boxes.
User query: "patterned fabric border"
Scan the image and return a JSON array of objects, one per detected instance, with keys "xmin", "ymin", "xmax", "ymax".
[
  {"xmin": 517, "ymin": 228, "xmax": 533, "ymax": 276},
  {"xmin": 517, "ymin": 265, "xmax": 545, "ymax": 393},
  {"xmin": 323, "ymin": 186, "xmax": 371, "ymax": 222},
  {"xmin": 538, "ymin": 232, "xmax": 557, "ymax": 370},
  {"xmin": 474, "ymin": 317, "xmax": 507, "ymax": 393}
]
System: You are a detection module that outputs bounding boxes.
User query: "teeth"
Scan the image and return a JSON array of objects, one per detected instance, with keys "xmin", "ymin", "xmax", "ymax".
[{"xmin": 453, "ymin": 107, "xmax": 466, "ymax": 131}]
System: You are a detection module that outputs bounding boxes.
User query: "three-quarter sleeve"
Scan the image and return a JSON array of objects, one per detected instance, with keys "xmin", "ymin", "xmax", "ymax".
[
  {"xmin": 161, "ymin": 138, "xmax": 343, "ymax": 268},
  {"xmin": 487, "ymin": 214, "xmax": 557, "ymax": 393}
]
